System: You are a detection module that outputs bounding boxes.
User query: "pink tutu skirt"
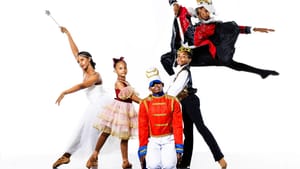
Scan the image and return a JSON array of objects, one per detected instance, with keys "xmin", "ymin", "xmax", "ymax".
[{"xmin": 94, "ymin": 99, "xmax": 138, "ymax": 140}]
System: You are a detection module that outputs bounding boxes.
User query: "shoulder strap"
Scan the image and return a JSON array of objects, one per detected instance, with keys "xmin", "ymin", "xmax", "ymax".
[{"xmin": 173, "ymin": 66, "xmax": 193, "ymax": 88}]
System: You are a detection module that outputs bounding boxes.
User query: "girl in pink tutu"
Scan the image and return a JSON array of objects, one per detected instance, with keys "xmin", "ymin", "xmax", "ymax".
[{"xmin": 86, "ymin": 57, "xmax": 141, "ymax": 169}]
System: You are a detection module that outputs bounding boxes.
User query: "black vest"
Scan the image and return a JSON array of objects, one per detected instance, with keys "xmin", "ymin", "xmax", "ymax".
[{"xmin": 175, "ymin": 65, "xmax": 197, "ymax": 94}]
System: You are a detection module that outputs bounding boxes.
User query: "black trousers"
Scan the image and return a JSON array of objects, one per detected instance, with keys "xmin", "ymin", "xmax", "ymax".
[{"xmin": 179, "ymin": 94, "xmax": 224, "ymax": 167}]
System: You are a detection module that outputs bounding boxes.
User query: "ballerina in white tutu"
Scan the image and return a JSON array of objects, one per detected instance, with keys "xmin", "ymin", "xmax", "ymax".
[{"xmin": 52, "ymin": 26, "xmax": 112, "ymax": 168}]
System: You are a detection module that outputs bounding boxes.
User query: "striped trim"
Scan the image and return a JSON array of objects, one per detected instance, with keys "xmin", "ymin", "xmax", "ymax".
[{"xmin": 153, "ymin": 113, "xmax": 167, "ymax": 116}]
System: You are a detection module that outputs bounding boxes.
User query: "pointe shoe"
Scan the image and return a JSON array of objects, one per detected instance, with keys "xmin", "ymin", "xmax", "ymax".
[
  {"xmin": 122, "ymin": 161, "xmax": 132, "ymax": 169},
  {"xmin": 86, "ymin": 155, "xmax": 98, "ymax": 169},
  {"xmin": 218, "ymin": 158, "xmax": 227, "ymax": 169},
  {"xmin": 52, "ymin": 155, "xmax": 70, "ymax": 168}
]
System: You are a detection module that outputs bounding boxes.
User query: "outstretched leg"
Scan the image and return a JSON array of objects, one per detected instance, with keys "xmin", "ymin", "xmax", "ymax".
[
  {"xmin": 227, "ymin": 60, "xmax": 279, "ymax": 79},
  {"xmin": 52, "ymin": 123, "xmax": 85, "ymax": 168}
]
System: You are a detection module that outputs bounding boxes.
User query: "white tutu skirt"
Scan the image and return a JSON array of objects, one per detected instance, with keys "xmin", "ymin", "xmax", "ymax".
[{"xmin": 65, "ymin": 85, "xmax": 118, "ymax": 156}]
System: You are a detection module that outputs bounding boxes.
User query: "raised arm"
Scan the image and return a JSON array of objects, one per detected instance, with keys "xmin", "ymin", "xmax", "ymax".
[{"xmin": 60, "ymin": 26, "xmax": 79, "ymax": 60}]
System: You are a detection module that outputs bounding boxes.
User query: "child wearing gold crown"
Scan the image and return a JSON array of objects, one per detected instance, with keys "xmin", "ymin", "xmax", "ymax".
[
  {"xmin": 138, "ymin": 67, "xmax": 183, "ymax": 169},
  {"xmin": 161, "ymin": 0, "xmax": 279, "ymax": 79},
  {"xmin": 166, "ymin": 46, "xmax": 227, "ymax": 169}
]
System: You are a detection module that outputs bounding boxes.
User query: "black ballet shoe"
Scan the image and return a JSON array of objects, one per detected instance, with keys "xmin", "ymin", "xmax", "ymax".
[{"xmin": 261, "ymin": 70, "xmax": 279, "ymax": 79}]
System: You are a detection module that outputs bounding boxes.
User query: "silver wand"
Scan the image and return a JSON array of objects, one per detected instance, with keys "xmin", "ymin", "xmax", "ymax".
[{"xmin": 45, "ymin": 10, "xmax": 60, "ymax": 27}]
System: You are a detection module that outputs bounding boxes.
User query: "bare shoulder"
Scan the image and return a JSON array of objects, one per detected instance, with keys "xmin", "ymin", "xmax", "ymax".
[{"xmin": 115, "ymin": 80, "xmax": 126, "ymax": 89}]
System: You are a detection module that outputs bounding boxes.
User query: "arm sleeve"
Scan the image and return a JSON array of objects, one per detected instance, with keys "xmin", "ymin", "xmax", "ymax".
[
  {"xmin": 167, "ymin": 70, "xmax": 189, "ymax": 97},
  {"xmin": 118, "ymin": 86, "xmax": 134, "ymax": 100},
  {"xmin": 138, "ymin": 100, "xmax": 149, "ymax": 147},
  {"xmin": 172, "ymin": 99, "xmax": 183, "ymax": 145},
  {"xmin": 239, "ymin": 25, "xmax": 251, "ymax": 34}
]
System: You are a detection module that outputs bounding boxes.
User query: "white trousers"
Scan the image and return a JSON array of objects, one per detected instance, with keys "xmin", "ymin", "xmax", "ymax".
[{"xmin": 146, "ymin": 135, "xmax": 177, "ymax": 169}]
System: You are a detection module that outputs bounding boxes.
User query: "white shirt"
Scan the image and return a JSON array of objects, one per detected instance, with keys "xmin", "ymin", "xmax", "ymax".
[{"xmin": 166, "ymin": 64, "xmax": 189, "ymax": 97}]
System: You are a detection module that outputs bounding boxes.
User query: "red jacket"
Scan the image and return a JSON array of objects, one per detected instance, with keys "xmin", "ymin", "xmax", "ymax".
[
  {"xmin": 194, "ymin": 23, "xmax": 217, "ymax": 58},
  {"xmin": 194, "ymin": 23, "xmax": 252, "ymax": 58},
  {"xmin": 138, "ymin": 94, "xmax": 183, "ymax": 147}
]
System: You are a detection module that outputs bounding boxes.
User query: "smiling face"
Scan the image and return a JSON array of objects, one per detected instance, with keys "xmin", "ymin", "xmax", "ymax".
[
  {"xmin": 196, "ymin": 7, "xmax": 211, "ymax": 21},
  {"xmin": 176, "ymin": 51, "xmax": 192, "ymax": 66},
  {"xmin": 114, "ymin": 60, "xmax": 128, "ymax": 78},
  {"xmin": 149, "ymin": 82, "xmax": 164, "ymax": 94}
]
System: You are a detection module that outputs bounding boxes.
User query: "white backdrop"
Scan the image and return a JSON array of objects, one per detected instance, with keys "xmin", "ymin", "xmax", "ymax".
[{"xmin": 0, "ymin": 0, "xmax": 299, "ymax": 168}]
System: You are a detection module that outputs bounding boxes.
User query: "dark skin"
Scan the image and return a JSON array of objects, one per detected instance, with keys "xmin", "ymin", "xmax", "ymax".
[
  {"xmin": 52, "ymin": 26, "xmax": 103, "ymax": 169},
  {"xmin": 139, "ymin": 82, "xmax": 182, "ymax": 168},
  {"xmin": 56, "ymin": 27, "xmax": 102, "ymax": 105},
  {"xmin": 172, "ymin": 3, "xmax": 180, "ymax": 16},
  {"xmin": 114, "ymin": 60, "xmax": 141, "ymax": 103},
  {"xmin": 86, "ymin": 60, "xmax": 141, "ymax": 169}
]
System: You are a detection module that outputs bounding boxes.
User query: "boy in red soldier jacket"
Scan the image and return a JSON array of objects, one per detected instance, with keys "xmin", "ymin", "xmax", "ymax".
[{"xmin": 138, "ymin": 67, "xmax": 183, "ymax": 169}]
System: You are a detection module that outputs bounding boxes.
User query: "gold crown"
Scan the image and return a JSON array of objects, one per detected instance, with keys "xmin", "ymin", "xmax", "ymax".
[
  {"xmin": 178, "ymin": 46, "xmax": 192, "ymax": 54},
  {"xmin": 146, "ymin": 67, "xmax": 159, "ymax": 78},
  {"xmin": 196, "ymin": 0, "xmax": 212, "ymax": 5}
]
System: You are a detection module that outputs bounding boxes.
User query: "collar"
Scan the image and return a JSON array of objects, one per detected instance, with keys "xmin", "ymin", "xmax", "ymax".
[
  {"xmin": 175, "ymin": 64, "xmax": 189, "ymax": 73},
  {"xmin": 152, "ymin": 91, "xmax": 165, "ymax": 97}
]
